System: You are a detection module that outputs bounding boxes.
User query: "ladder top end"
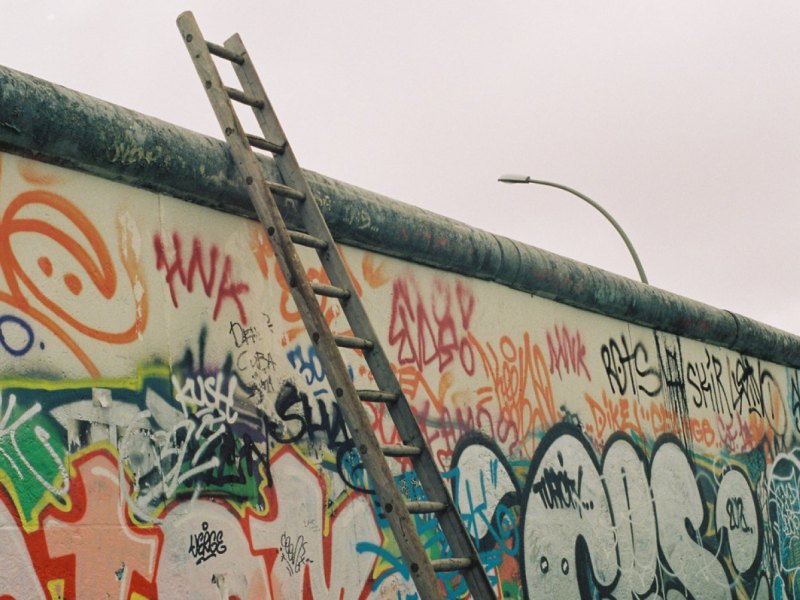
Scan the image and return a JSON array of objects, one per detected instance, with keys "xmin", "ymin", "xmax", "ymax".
[
  {"xmin": 224, "ymin": 33, "xmax": 245, "ymax": 49},
  {"xmin": 176, "ymin": 11, "xmax": 196, "ymax": 26}
]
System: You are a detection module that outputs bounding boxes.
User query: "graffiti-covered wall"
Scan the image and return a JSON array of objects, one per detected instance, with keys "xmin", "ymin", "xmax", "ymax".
[{"xmin": 2, "ymin": 66, "xmax": 800, "ymax": 600}]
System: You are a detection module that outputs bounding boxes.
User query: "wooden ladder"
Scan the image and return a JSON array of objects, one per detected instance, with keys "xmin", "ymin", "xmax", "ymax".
[{"xmin": 176, "ymin": 12, "xmax": 495, "ymax": 599}]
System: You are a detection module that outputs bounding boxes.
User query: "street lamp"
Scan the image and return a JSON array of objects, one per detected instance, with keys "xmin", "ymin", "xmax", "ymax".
[{"xmin": 498, "ymin": 174, "xmax": 649, "ymax": 284}]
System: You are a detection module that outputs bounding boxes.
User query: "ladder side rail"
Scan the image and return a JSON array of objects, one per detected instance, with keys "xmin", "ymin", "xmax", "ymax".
[
  {"xmin": 224, "ymin": 30, "xmax": 495, "ymax": 599},
  {"xmin": 177, "ymin": 14, "xmax": 447, "ymax": 600}
]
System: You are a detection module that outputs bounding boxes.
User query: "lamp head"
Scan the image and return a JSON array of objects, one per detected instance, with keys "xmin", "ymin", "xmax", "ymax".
[{"xmin": 498, "ymin": 174, "xmax": 531, "ymax": 184}]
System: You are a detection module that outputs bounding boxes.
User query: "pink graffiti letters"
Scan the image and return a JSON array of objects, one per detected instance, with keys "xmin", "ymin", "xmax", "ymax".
[
  {"xmin": 388, "ymin": 276, "xmax": 476, "ymax": 375},
  {"xmin": 546, "ymin": 324, "xmax": 591, "ymax": 381}
]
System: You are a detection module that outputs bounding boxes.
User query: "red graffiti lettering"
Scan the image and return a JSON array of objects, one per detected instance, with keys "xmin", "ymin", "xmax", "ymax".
[{"xmin": 154, "ymin": 232, "xmax": 249, "ymax": 324}]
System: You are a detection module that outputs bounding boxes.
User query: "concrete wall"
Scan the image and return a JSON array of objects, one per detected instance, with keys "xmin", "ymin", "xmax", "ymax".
[{"xmin": 2, "ymin": 65, "xmax": 800, "ymax": 599}]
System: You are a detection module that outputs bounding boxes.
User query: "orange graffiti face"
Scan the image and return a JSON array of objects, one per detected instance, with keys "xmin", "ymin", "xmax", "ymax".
[
  {"xmin": 0, "ymin": 191, "xmax": 119, "ymax": 334},
  {"xmin": 0, "ymin": 158, "xmax": 148, "ymax": 377}
]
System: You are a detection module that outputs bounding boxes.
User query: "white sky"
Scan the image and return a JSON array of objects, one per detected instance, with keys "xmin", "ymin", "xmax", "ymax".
[{"xmin": 3, "ymin": 2, "xmax": 799, "ymax": 334}]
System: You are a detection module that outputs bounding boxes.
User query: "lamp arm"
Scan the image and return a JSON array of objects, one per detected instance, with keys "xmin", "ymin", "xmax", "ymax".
[{"xmin": 525, "ymin": 179, "xmax": 649, "ymax": 284}]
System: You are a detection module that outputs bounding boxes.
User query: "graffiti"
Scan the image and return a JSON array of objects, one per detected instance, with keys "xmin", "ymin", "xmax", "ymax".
[
  {"xmin": 29, "ymin": 371, "xmax": 268, "ymax": 523},
  {"xmin": 731, "ymin": 356, "xmax": 785, "ymax": 435},
  {"xmin": 174, "ymin": 371, "xmax": 239, "ymax": 425},
  {"xmin": 251, "ymin": 224, "xmax": 363, "ymax": 344},
  {"xmin": 716, "ymin": 412, "xmax": 764, "ymax": 453},
  {"xmin": 685, "ymin": 350, "xmax": 788, "ymax": 444},
  {"xmin": 362, "ymin": 253, "xmax": 390, "ymax": 288},
  {"xmin": 0, "ymin": 390, "xmax": 69, "ymax": 521},
  {"xmin": 249, "ymin": 449, "xmax": 381, "ymax": 599},
  {"xmin": 159, "ymin": 500, "xmax": 269, "ymax": 599},
  {"xmin": 4, "ymin": 151, "xmax": 800, "ymax": 598},
  {"xmin": 287, "ymin": 342, "xmax": 328, "ymax": 386},
  {"xmin": 188, "ymin": 521, "xmax": 228, "ymax": 565},
  {"xmin": 0, "ymin": 313, "xmax": 36, "ymax": 356},
  {"xmin": 531, "ymin": 450, "xmax": 586, "ymax": 513},
  {"xmin": 791, "ymin": 370, "xmax": 800, "ymax": 434},
  {"xmin": 687, "ymin": 347, "xmax": 732, "ymax": 415},
  {"xmin": 41, "ymin": 452, "xmax": 158, "ymax": 599},
  {"xmin": 546, "ymin": 324, "xmax": 591, "ymax": 381},
  {"xmin": 769, "ymin": 451, "xmax": 800, "ymax": 597},
  {"xmin": 522, "ymin": 426, "xmax": 763, "ymax": 599},
  {"xmin": 275, "ymin": 343, "xmax": 365, "ymax": 487},
  {"xmin": 0, "ymin": 164, "xmax": 147, "ymax": 376},
  {"xmin": 229, "ymin": 319, "xmax": 258, "ymax": 347},
  {"xmin": 153, "ymin": 232, "xmax": 249, "ymax": 323},
  {"xmin": 726, "ymin": 494, "xmax": 754, "ymax": 534},
  {"xmin": 280, "ymin": 532, "xmax": 313, "ymax": 575},
  {"xmin": 266, "ymin": 381, "xmax": 348, "ymax": 449},
  {"xmin": 263, "ymin": 380, "xmax": 370, "ymax": 491},
  {"xmin": 600, "ymin": 333, "xmax": 662, "ymax": 398},
  {"xmin": 230, "ymin": 317, "xmax": 277, "ymax": 407},
  {"xmin": 718, "ymin": 470, "xmax": 761, "ymax": 565},
  {"xmin": 388, "ymin": 277, "xmax": 476, "ymax": 376},
  {"xmin": 522, "ymin": 429, "xmax": 617, "ymax": 598},
  {"xmin": 560, "ymin": 404, "xmax": 582, "ymax": 428},
  {"xmin": 655, "ymin": 332, "xmax": 693, "ymax": 451},
  {"xmin": 584, "ymin": 388, "xmax": 718, "ymax": 449},
  {"xmin": 0, "ymin": 491, "xmax": 45, "ymax": 598},
  {"xmin": 120, "ymin": 387, "xmax": 270, "ymax": 520},
  {"xmin": 451, "ymin": 436, "xmax": 520, "ymax": 555},
  {"xmin": 471, "ymin": 331, "xmax": 556, "ymax": 458}
]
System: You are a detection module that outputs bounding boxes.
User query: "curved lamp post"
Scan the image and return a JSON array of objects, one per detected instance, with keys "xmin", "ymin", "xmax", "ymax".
[{"xmin": 498, "ymin": 174, "xmax": 649, "ymax": 284}]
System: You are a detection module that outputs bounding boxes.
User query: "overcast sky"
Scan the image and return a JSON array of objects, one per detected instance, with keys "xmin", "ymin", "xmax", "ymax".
[{"xmin": 3, "ymin": 2, "xmax": 799, "ymax": 334}]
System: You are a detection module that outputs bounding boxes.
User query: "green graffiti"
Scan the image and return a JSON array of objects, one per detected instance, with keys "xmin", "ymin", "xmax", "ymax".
[{"xmin": 0, "ymin": 365, "xmax": 271, "ymax": 529}]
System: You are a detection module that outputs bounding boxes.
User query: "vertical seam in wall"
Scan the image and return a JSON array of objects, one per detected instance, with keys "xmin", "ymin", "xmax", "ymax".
[
  {"xmin": 725, "ymin": 310, "xmax": 741, "ymax": 350},
  {"xmin": 156, "ymin": 192, "xmax": 176, "ymax": 389}
]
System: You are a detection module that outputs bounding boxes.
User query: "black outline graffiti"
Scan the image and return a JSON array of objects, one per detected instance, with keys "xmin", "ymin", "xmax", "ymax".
[{"xmin": 518, "ymin": 424, "xmax": 765, "ymax": 600}]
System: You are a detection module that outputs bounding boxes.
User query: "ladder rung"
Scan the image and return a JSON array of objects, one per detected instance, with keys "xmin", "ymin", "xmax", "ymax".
[
  {"xmin": 267, "ymin": 181, "xmax": 305, "ymax": 201},
  {"xmin": 225, "ymin": 86, "xmax": 264, "ymax": 108},
  {"xmin": 334, "ymin": 335, "xmax": 374, "ymax": 350},
  {"xmin": 381, "ymin": 444, "xmax": 422, "ymax": 457},
  {"xmin": 406, "ymin": 501, "xmax": 448, "ymax": 514},
  {"xmin": 357, "ymin": 389, "xmax": 399, "ymax": 403},
  {"xmin": 431, "ymin": 557, "xmax": 474, "ymax": 573},
  {"xmin": 310, "ymin": 282, "xmax": 351, "ymax": 300},
  {"xmin": 205, "ymin": 41, "xmax": 244, "ymax": 65},
  {"xmin": 289, "ymin": 230, "xmax": 328, "ymax": 250},
  {"xmin": 246, "ymin": 133, "xmax": 285, "ymax": 154}
]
